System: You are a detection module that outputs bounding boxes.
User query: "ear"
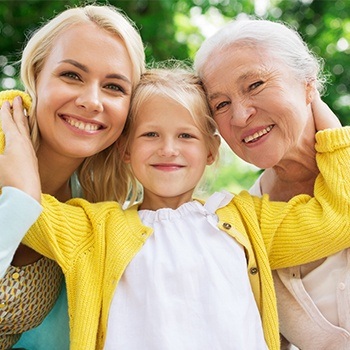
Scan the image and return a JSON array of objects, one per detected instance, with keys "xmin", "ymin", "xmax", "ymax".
[
  {"xmin": 305, "ymin": 79, "xmax": 316, "ymax": 105},
  {"xmin": 123, "ymin": 149, "xmax": 131, "ymax": 163},
  {"xmin": 116, "ymin": 136, "xmax": 131, "ymax": 163},
  {"xmin": 207, "ymin": 134, "xmax": 221, "ymax": 165}
]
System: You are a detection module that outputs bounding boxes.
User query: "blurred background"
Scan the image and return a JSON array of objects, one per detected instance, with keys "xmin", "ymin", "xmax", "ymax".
[{"xmin": 1, "ymin": 0, "xmax": 349, "ymax": 195}]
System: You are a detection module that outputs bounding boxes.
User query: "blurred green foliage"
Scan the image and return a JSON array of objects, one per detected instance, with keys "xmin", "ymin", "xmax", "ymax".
[{"xmin": 0, "ymin": 0, "xmax": 348, "ymax": 192}]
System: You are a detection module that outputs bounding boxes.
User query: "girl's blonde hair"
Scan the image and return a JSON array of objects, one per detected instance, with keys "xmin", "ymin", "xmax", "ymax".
[
  {"xmin": 21, "ymin": 4, "xmax": 145, "ymax": 203},
  {"xmin": 118, "ymin": 64, "xmax": 221, "ymax": 205}
]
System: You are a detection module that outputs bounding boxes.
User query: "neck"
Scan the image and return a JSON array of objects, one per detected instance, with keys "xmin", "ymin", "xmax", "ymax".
[
  {"xmin": 259, "ymin": 110, "xmax": 321, "ymax": 201},
  {"xmin": 261, "ymin": 159, "xmax": 318, "ymax": 201},
  {"xmin": 12, "ymin": 146, "xmax": 83, "ymax": 267},
  {"xmin": 140, "ymin": 191, "xmax": 194, "ymax": 211},
  {"xmin": 37, "ymin": 148, "xmax": 83, "ymax": 202}
]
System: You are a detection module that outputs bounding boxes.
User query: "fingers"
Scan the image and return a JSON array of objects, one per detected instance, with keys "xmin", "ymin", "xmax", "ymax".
[
  {"xmin": 12, "ymin": 96, "xmax": 31, "ymax": 138},
  {"xmin": 0, "ymin": 96, "xmax": 31, "ymax": 141},
  {"xmin": 0, "ymin": 97, "xmax": 41, "ymax": 201},
  {"xmin": 311, "ymin": 93, "xmax": 342, "ymax": 131},
  {"xmin": 0, "ymin": 100, "xmax": 14, "ymax": 135}
]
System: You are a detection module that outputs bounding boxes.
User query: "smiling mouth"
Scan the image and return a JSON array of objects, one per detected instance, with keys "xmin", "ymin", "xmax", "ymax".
[
  {"xmin": 243, "ymin": 125, "xmax": 274, "ymax": 144},
  {"xmin": 152, "ymin": 164, "xmax": 184, "ymax": 170},
  {"xmin": 62, "ymin": 115, "xmax": 102, "ymax": 132}
]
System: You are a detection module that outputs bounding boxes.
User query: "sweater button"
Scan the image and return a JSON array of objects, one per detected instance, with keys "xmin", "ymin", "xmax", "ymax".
[
  {"xmin": 222, "ymin": 222, "xmax": 231, "ymax": 230},
  {"xmin": 250, "ymin": 267, "xmax": 258, "ymax": 275}
]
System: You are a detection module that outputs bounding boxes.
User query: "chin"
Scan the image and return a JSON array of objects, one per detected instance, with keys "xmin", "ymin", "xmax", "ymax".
[{"xmin": 245, "ymin": 155, "xmax": 280, "ymax": 170}]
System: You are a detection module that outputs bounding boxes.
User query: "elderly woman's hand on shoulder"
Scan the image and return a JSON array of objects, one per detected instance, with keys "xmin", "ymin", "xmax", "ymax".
[{"xmin": 312, "ymin": 92, "xmax": 342, "ymax": 131}]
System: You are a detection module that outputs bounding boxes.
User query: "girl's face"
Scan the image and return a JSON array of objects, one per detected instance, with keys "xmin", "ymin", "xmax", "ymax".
[
  {"xmin": 202, "ymin": 44, "xmax": 315, "ymax": 169},
  {"xmin": 125, "ymin": 95, "xmax": 215, "ymax": 211},
  {"xmin": 35, "ymin": 22, "xmax": 133, "ymax": 164}
]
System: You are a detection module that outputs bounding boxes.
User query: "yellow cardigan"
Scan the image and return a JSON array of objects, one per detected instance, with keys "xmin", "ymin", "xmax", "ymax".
[{"xmin": 15, "ymin": 127, "xmax": 350, "ymax": 349}]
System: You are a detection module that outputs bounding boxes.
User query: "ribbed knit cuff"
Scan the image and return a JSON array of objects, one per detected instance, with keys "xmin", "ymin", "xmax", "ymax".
[{"xmin": 315, "ymin": 126, "xmax": 350, "ymax": 152}]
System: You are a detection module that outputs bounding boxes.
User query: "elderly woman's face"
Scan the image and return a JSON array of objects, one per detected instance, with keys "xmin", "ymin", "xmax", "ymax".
[{"xmin": 201, "ymin": 44, "xmax": 314, "ymax": 169}]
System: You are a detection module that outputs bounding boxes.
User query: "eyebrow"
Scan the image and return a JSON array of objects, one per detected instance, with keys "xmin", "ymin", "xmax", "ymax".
[{"xmin": 60, "ymin": 59, "xmax": 132, "ymax": 85}]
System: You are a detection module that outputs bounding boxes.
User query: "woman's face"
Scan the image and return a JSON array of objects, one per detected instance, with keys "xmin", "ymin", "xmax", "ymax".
[
  {"xmin": 201, "ymin": 44, "xmax": 315, "ymax": 169},
  {"xmin": 35, "ymin": 22, "xmax": 133, "ymax": 162}
]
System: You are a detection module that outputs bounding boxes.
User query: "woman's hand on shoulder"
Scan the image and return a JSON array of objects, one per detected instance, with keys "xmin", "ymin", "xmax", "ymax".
[
  {"xmin": 312, "ymin": 92, "xmax": 342, "ymax": 131},
  {"xmin": 0, "ymin": 96, "xmax": 41, "ymax": 202}
]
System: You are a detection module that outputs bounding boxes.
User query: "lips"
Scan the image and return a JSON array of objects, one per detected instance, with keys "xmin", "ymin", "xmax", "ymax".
[
  {"xmin": 243, "ymin": 125, "xmax": 274, "ymax": 144},
  {"xmin": 61, "ymin": 115, "xmax": 104, "ymax": 132},
  {"xmin": 152, "ymin": 163, "xmax": 185, "ymax": 171}
]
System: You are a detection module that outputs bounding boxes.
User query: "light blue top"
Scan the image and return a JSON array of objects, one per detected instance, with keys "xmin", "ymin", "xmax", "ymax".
[{"xmin": 15, "ymin": 282, "xmax": 70, "ymax": 350}]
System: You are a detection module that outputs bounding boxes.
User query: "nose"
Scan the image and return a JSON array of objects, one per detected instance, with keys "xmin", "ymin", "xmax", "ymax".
[
  {"xmin": 75, "ymin": 85, "xmax": 103, "ymax": 113},
  {"xmin": 157, "ymin": 138, "xmax": 180, "ymax": 157},
  {"xmin": 230, "ymin": 100, "xmax": 256, "ymax": 127}
]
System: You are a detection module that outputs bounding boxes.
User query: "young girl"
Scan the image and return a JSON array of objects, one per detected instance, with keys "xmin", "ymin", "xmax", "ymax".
[{"xmin": 1, "ymin": 67, "xmax": 350, "ymax": 350}]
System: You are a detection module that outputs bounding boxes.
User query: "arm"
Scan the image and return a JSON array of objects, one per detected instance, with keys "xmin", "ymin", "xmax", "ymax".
[
  {"xmin": 227, "ymin": 97, "xmax": 350, "ymax": 268},
  {"xmin": 0, "ymin": 187, "xmax": 41, "ymax": 277},
  {"xmin": 259, "ymin": 96, "xmax": 348, "ymax": 267},
  {"xmin": 0, "ymin": 96, "xmax": 42, "ymax": 276},
  {"xmin": 0, "ymin": 94, "xmax": 121, "ymax": 270},
  {"xmin": 262, "ymin": 127, "xmax": 350, "ymax": 268},
  {"xmin": 227, "ymin": 127, "xmax": 350, "ymax": 269}
]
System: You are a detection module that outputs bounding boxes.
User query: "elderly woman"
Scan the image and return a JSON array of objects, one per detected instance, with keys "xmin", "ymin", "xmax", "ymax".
[{"xmin": 195, "ymin": 18, "xmax": 348, "ymax": 350}]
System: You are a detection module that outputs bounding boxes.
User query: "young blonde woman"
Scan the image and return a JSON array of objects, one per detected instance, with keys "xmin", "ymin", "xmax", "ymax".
[
  {"xmin": 0, "ymin": 4, "xmax": 145, "ymax": 349},
  {"xmin": 1, "ymin": 66, "xmax": 350, "ymax": 350}
]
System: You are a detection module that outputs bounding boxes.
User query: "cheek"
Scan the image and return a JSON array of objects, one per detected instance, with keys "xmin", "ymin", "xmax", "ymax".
[
  {"xmin": 215, "ymin": 117, "xmax": 229, "ymax": 136},
  {"xmin": 109, "ymin": 99, "xmax": 131, "ymax": 129}
]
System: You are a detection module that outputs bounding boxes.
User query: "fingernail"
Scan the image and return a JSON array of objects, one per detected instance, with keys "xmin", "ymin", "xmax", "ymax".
[
  {"xmin": 14, "ymin": 96, "xmax": 23, "ymax": 104},
  {"xmin": 1, "ymin": 101, "xmax": 10, "ymax": 109}
]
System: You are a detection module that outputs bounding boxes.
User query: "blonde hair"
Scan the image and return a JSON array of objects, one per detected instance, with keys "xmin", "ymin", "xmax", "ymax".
[
  {"xmin": 20, "ymin": 4, "xmax": 145, "ymax": 203},
  {"xmin": 118, "ymin": 64, "xmax": 221, "ymax": 205}
]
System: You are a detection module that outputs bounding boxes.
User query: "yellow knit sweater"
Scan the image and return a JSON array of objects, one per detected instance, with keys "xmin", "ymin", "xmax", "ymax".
[
  {"xmin": 0, "ymin": 89, "xmax": 32, "ymax": 110},
  {"xmin": 13, "ymin": 127, "xmax": 350, "ymax": 349}
]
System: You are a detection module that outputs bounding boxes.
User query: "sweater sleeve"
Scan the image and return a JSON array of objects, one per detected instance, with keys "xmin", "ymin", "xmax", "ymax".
[
  {"xmin": 255, "ymin": 127, "xmax": 350, "ymax": 268},
  {"xmin": 0, "ymin": 187, "xmax": 42, "ymax": 277},
  {"xmin": 21, "ymin": 195, "xmax": 123, "ymax": 272}
]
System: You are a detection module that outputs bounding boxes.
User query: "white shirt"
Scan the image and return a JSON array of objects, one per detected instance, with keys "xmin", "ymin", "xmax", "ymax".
[
  {"xmin": 105, "ymin": 191, "xmax": 268, "ymax": 350},
  {"xmin": 250, "ymin": 175, "xmax": 350, "ymax": 350}
]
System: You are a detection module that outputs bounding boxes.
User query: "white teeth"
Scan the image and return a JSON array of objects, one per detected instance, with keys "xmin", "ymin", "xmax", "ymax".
[
  {"xmin": 243, "ymin": 125, "xmax": 273, "ymax": 143},
  {"xmin": 65, "ymin": 117, "xmax": 99, "ymax": 132}
]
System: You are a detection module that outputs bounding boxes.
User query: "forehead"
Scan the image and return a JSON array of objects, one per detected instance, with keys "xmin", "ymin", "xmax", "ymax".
[
  {"xmin": 134, "ymin": 94, "xmax": 198, "ymax": 126},
  {"xmin": 53, "ymin": 23, "xmax": 119, "ymax": 51},
  {"xmin": 202, "ymin": 43, "xmax": 284, "ymax": 92},
  {"xmin": 46, "ymin": 23, "xmax": 131, "ymax": 73}
]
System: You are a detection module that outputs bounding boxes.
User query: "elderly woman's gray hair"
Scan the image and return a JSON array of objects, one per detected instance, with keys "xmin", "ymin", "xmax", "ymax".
[{"xmin": 194, "ymin": 18, "xmax": 326, "ymax": 93}]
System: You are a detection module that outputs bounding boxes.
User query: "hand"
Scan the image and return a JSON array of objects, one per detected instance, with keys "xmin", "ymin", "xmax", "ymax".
[
  {"xmin": 312, "ymin": 92, "xmax": 342, "ymax": 131},
  {"xmin": 0, "ymin": 96, "xmax": 41, "ymax": 202}
]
